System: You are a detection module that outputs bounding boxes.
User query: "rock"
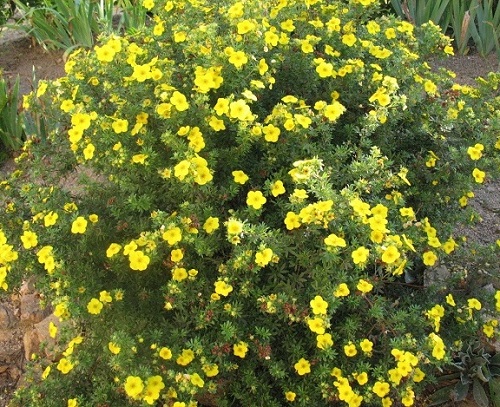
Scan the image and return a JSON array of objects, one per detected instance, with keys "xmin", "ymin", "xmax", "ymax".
[
  {"xmin": 24, "ymin": 314, "xmax": 62, "ymax": 361},
  {"xmin": 423, "ymin": 264, "xmax": 451, "ymax": 288},
  {"xmin": 19, "ymin": 293, "xmax": 51, "ymax": 326}
]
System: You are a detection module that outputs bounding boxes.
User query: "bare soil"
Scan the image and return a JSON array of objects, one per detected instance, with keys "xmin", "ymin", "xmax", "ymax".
[{"xmin": 0, "ymin": 28, "xmax": 499, "ymax": 407}]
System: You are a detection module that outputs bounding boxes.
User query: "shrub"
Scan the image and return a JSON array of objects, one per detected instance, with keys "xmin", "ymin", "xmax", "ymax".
[{"xmin": 1, "ymin": 0, "xmax": 500, "ymax": 406}]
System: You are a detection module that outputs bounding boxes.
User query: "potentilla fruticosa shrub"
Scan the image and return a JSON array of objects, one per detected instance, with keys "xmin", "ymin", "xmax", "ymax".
[{"xmin": 2, "ymin": 0, "xmax": 500, "ymax": 406}]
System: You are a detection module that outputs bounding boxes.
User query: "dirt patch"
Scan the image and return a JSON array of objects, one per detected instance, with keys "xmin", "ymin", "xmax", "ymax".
[{"xmin": 0, "ymin": 29, "xmax": 65, "ymax": 94}]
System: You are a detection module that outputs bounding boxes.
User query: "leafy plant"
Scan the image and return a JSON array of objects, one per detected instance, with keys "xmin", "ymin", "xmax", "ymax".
[
  {"xmin": 430, "ymin": 342, "xmax": 500, "ymax": 407},
  {"xmin": 450, "ymin": 0, "xmax": 474, "ymax": 55},
  {"xmin": 0, "ymin": 74, "xmax": 24, "ymax": 162},
  {"xmin": 389, "ymin": 0, "xmax": 452, "ymax": 32},
  {"xmin": 1, "ymin": 0, "xmax": 500, "ymax": 406},
  {"xmin": 12, "ymin": 0, "xmax": 101, "ymax": 50},
  {"xmin": 468, "ymin": 0, "xmax": 500, "ymax": 57}
]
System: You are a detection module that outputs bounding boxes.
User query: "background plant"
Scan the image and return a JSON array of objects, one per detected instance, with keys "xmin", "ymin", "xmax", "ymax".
[
  {"xmin": 388, "ymin": 0, "xmax": 500, "ymax": 56},
  {"xmin": 1, "ymin": 0, "xmax": 500, "ymax": 406},
  {"xmin": 9, "ymin": 0, "xmax": 151, "ymax": 51},
  {"xmin": 0, "ymin": 74, "xmax": 24, "ymax": 163}
]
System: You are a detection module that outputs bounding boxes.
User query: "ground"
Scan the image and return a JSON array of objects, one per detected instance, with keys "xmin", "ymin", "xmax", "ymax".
[{"xmin": 0, "ymin": 26, "xmax": 499, "ymax": 407}]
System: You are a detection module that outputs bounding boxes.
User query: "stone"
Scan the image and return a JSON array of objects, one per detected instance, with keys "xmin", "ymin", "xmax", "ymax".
[
  {"xmin": 19, "ymin": 293, "xmax": 51, "ymax": 326},
  {"xmin": 23, "ymin": 314, "xmax": 62, "ymax": 361}
]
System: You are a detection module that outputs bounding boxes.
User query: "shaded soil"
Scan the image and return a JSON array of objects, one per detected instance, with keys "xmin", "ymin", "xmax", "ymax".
[
  {"xmin": 0, "ymin": 27, "xmax": 499, "ymax": 407},
  {"xmin": 0, "ymin": 30, "xmax": 65, "ymax": 94}
]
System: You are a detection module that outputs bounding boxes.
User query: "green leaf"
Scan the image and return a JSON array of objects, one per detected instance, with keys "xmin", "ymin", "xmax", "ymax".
[
  {"xmin": 473, "ymin": 378, "xmax": 490, "ymax": 407},
  {"xmin": 490, "ymin": 353, "xmax": 500, "ymax": 366},
  {"xmin": 454, "ymin": 380, "xmax": 470, "ymax": 401},
  {"xmin": 428, "ymin": 386, "xmax": 453, "ymax": 406},
  {"xmin": 490, "ymin": 377, "xmax": 500, "ymax": 407}
]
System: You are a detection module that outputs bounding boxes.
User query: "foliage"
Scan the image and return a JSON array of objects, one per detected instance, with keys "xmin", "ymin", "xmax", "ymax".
[
  {"xmin": 429, "ymin": 343, "xmax": 500, "ymax": 407},
  {"xmin": 467, "ymin": 0, "xmax": 500, "ymax": 57},
  {"xmin": 389, "ymin": 0, "xmax": 500, "ymax": 56},
  {"xmin": 0, "ymin": 0, "xmax": 14, "ymax": 25},
  {"xmin": 388, "ymin": 0, "xmax": 452, "ymax": 33},
  {"xmin": 1, "ymin": 0, "xmax": 500, "ymax": 406},
  {"xmin": 12, "ymin": 0, "xmax": 100, "ymax": 50},
  {"xmin": 0, "ymin": 74, "xmax": 24, "ymax": 162},
  {"xmin": 10, "ymin": 0, "xmax": 151, "ymax": 51}
]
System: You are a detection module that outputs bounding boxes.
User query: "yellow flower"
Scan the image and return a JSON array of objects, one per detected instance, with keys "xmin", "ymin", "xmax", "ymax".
[
  {"xmin": 316, "ymin": 333, "xmax": 333, "ymax": 350},
  {"xmin": 255, "ymin": 248, "xmax": 274, "ymax": 267},
  {"xmin": 381, "ymin": 245, "xmax": 400, "ymax": 264},
  {"xmin": 214, "ymin": 97, "xmax": 230, "ymax": 115},
  {"xmin": 355, "ymin": 372, "xmax": 368, "ymax": 385},
  {"xmin": 344, "ymin": 342, "xmax": 357, "ymax": 357},
  {"xmin": 357, "ymin": 279, "xmax": 373, "ymax": 293},
  {"xmin": 170, "ymin": 248, "xmax": 184, "ymax": 263},
  {"xmin": 108, "ymin": 342, "xmax": 121, "ymax": 354},
  {"xmin": 360, "ymin": 338, "xmax": 373, "ymax": 353},
  {"xmin": 323, "ymin": 101, "xmax": 346, "ymax": 121},
  {"xmin": 342, "ymin": 33, "xmax": 357, "ymax": 46},
  {"xmin": 21, "ymin": 230, "xmax": 38, "ymax": 249},
  {"xmin": 159, "ymin": 347, "xmax": 172, "ymax": 360},
  {"xmin": 284, "ymin": 212, "xmax": 301, "ymax": 230},
  {"xmin": 271, "ymin": 180, "xmax": 286, "ymax": 197},
  {"xmin": 316, "ymin": 61, "xmax": 334, "ymax": 78},
  {"xmin": 352, "ymin": 246, "xmax": 370, "ymax": 265},
  {"xmin": 49, "ymin": 321, "xmax": 57, "ymax": 338},
  {"xmin": 162, "ymin": 227, "xmax": 182, "ymax": 245},
  {"xmin": 263, "ymin": 124, "xmax": 280, "ymax": 142},
  {"xmin": 424, "ymin": 80, "xmax": 438, "ymax": 95},
  {"xmin": 87, "ymin": 298, "xmax": 103, "ymax": 315},
  {"xmin": 129, "ymin": 250, "xmax": 150, "ymax": 271},
  {"xmin": 372, "ymin": 381, "xmax": 390, "ymax": 398},
  {"xmin": 422, "ymin": 251, "xmax": 437, "ymax": 266},
  {"xmin": 173, "ymin": 31, "xmax": 187, "ymax": 42},
  {"xmin": 176, "ymin": 349, "xmax": 195, "ymax": 366},
  {"xmin": 67, "ymin": 398, "xmax": 78, "ymax": 407},
  {"xmin": 124, "ymin": 376, "xmax": 144, "ymax": 398},
  {"xmin": 170, "ymin": 91, "xmax": 189, "ymax": 111},
  {"xmin": 202, "ymin": 363, "xmax": 219, "ymax": 377},
  {"xmin": 226, "ymin": 219, "xmax": 243, "ymax": 235},
  {"xmin": 132, "ymin": 154, "xmax": 148, "ymax": 164},
  {"xmin": 203, "ymin": 217, "xmax": 219, "ymax": 234},
  {"xmin": 307, "ymin": 317, "xmax": 325, "ymax": 334},
  {"xmin": 233, "ymin": 341, "xmax": 249, "ymax": 358},
  {"xmin": 472, "ymin": 168, "xmax": 486, "ymax": 183},
  {"xmin": 237, "ymin": 19, "xmax": 256, "ymax": 34},
  {"xmin": 467, "ymin": 144, "xmax": 483, "ymax": 160},
  {"xmin": 56, "ymin": 358, "xmax": 74, "ymax": 374},
  {"xmin": 232, "ymin": 170, "xmax": 249, "ymax": 184},
  {"xmin": 334, "ymin": 283, "xmax": 350, "ymax": 297},
  {"xmin": 285, "ymin": 391, "xmax": 296, "ymax": 401},
  {"xmin": 44, "ymin": 211, "xmax": 59, "ymax": 227},
  {"xmin": 294, "ymin": 358, "xmax": 311, "ymax": 375},
  {"xmin": 172, "ymin": 267, "xmax": 187, "ymax": 281},
  {"xmin": 106, "ymin": 243, "xmax": 121, "ymax": 258},
  {"xmin": 208, "ymin": 116, "xmax": 225, "ymax": 131},
  {"xmin": 112, "ymin": 118, "xmax": 129, "ymax": 134},
  {"xmin": 71, "ymin": 113, "xmax": 92, "ymax": 130},
  {"xmin": 246, "ymin": 190, "xmax": 267, "ymax": 210},
  {"xmin": 228, "ymin": 50, "xmax": 248, "ymax": 68},
  {"xmin": 467, "ymin": 298, "xmax": 481, "ymax": 310},
  {"xmin": 71, "ymin": 216, "xmax": 88, "ymax": 234},
  {"xmin": 310, "ymin": 295, "xmax": 328, "ymax": 315},
  {"xmin": 229, "ymin": 99, "xmax": 252, "ymax": 121},
  {"xmin": 214, "ymin": 280, "xmax": 233, "ymax": 296},
  {"xmin": 324, "ymin": 233, "xmax": 347, "ymax": 247}
]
